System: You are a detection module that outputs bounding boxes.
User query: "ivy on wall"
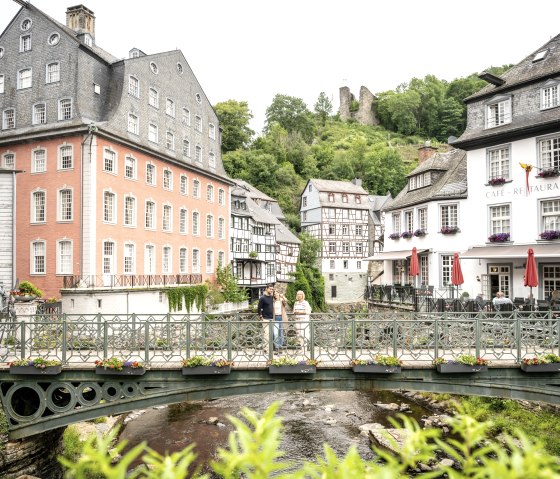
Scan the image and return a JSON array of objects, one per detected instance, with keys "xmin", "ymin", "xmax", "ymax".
[{"xmin": 165, "ymin": 285, "xmax": 208, "ymax": 313}]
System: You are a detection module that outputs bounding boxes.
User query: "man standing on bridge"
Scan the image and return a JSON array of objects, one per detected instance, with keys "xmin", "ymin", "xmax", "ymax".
[{"xmin": 258, "ymin": 284, "xmax": 274, "ymax": 352}]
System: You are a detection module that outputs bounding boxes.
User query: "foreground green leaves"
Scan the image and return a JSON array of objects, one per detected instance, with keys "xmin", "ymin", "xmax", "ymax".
[{"xmin": 60, "ymin": 401, "xmax": 560, "ymax": 478}]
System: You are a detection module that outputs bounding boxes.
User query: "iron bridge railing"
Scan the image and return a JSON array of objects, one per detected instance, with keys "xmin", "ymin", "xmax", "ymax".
[{"xmin": 0, "ymin": 311, "xmax": 558, "ymax": 367}]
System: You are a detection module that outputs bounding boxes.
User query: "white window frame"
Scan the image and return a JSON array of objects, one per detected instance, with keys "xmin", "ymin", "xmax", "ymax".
[
  {"xmin": 162, "ymin": 204, "xmax": 172, "ymax": 232},
  {"xmin": 3, "ymin": 152, "xmax": 15, "ymax": 169},
  {"xmin": 46, "ymin": 62, "xmax": 60, "ymax": 84},
  {"xmin": 193, "ymin": 179, "xmax": 200, "ymax": 198},
  {"xmin": 33, "ymin": 103, "xmax": 46, "ymax": 125},
  {"xmin": 124, "ymin": 155, "xmax": 136, "ymax": 180},
  {"xmin": 128, "ymin": 113, "xmax": 139, "ymax": 135},
  {"xmin": 392, "ymin": 213, "xmax": 401, "ymax": 235},
  {"xmin": 0, "ymin": 75, "xmax": 4, "ymax": 94},
  {"xmin": 207, "ymin": 184, "xmax": 214, "ymax": 202},
  {"xmin": 144, "ymin": 244, "xmax": 155, "ymax": 274},
  {"xmin": 487, "ymin": 145, "xmax": 511, "ymax": 181},
  {"xmin": 124, "ymin": 243, "xmax": 135, "ymax": 274},
  {"xmin": 192, "ymin": 249, "xmax": 200, "ymax": 273},
  {"xmin": 206, "ymin": 249, "xmax": 214, "ymax": 273},
  {"xmin": 58, "ymin": 144, "xmax": 73, "ymax": 170},
  {"xmin": 103, "ymin": 241, "xmax": 115, "ymax": 275},
  {"xmin": 538, "ymin": 134, "xmax": 560, "ymax": 171},
  {"xmin": 103, "ymin": 148, "xmax": 117, "ymax": 174},
  {"xmin": 195, "ymin": 115, "xmax": 202, "ymax": 132},
  {"xmin": 209, "ymin": 123, "xmax": 216, "ymax": 140},
  {"xmin": 57, "ymin": 239, "xmax": 73, "ymax": 274},
  {"xmin": 128, "ymin": 75, "xmax": 139, "ymax": 98},
  {"xmin": 146, "ymin": 163, "xmax": 156, "ymax": 186},
  {"xmin": 218, "ymin": 251, "xmax": 225, "ymax": 268},
  {"xmin": 218, "ymin": 188, "xmax": 225, "ymax": 205},
  {"xmin": 148, "ymin": 123, "xmax": 158, "ymax": 143},
  {"xmin": 404, "ymin": 210, "xmax": 413, "ymax": 233},
  {"xmin": 162, "ymin": 246, "xmax": 171, "ymax": 273},
  {"xmin": 485, "ymin": 95, "xmax": 512, "ymax": 129},
  {"xmin": 195, "ymin": 145, "xmax": 202, "ymax": 163},
  {"xmin": 218, "ymin": 217, "xmax": 225, "ymax": 239},
  {"xmin": 2, "ymin": 108, "xmax": 15, "ymax": 129},
  {"xmin": 124, "ymin": 195, "xmax": 136, "ymax": 227},
  {"xmin": 418, "ymin": 207, "xmax": 427, "ymax": 231},
  {"xmin": 182, "ymin": 108, "xmax": 191, "ymax": 126},
  {"xmin": 192, "ymin": 211, "xmax": 200, "ymax": 236},
  {"xmin": 441, "ymin": 254, "xmax": 453, "ymax": 288},
  {"xmin": 32, "ymin": 148, "xmax": 46, "ymax": 173},
  {"xmin": 180, "ymin": 175, "xmax": 188, "ymax": 195},
  {"xmin": 540, "ymin": 198, "xmax": 560, "ymax": 232},
  {"xmin": 31, "ymin": 240, "xmax": 46, "ymax": 274},
  {"xmin": 209, "ymin": 152, "xmax": 216, "ymax": 168},
  {"xmin": 31, "ymin": 190, "xmax": 46, "ymax": 223},
  {"xmin": 20, "ymin": 34, "xmax": 31, "ymax": 52},
  {"xmin": 183, "ymin": 139, "xmax": 191, "ymax": 158},
  {"xmin": 206, "ymin": 214, "xmax": 214, "ymax": 238},
  {"xmin": 165, "ymin": 98, "xmax": 175, "ymax": 117},
  {"xmin": 541, "ymin": 79, "xmax": 560, "ymax": 110},
  {"xmin": 489, "ymin": 203, "xmax": 511, "ymax": 235},
  {"xmin": 163, "ymin": 169, "xmax": 173, "ymax": 190},
  {"xmin": 58, "ymin": 98, "xmax": 72, "ymax": 120},
  {"xmin": 103, "ymin": 190, "xmax": 116, "ymax": 224},
  {"xmin": 180, "ymin": 208, "xmax": 188, "ymax": 234},
  {"xmin": 166, "ymin": 131, "xmax": 175, "ymax": 150},
  {"xmin": 17, "ymin": 68, "xmax": 32, "ymax": 89},
  {"xmin": 58, "ymin": 188, "xmax": 73, "ymax": 222},
  {"xmin": 179, "ymin": 248, "xmax": 188, "ymax": 273},
  {"xmin": 440, "ymin": 203, "xmax": 458, "ymax": 229},
  {"xmin": 148, "ymin": 87, "xmax": 159, "ymax": 109},
  {"xmin": 145, "ymin": 200, "xmax": 156, "ymax": 229}
]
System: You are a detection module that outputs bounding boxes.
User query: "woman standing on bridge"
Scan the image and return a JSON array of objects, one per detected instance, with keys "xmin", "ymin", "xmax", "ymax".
[{"xmin": 293, "ymin": 290, "xmax": 312, "ymax": 350}]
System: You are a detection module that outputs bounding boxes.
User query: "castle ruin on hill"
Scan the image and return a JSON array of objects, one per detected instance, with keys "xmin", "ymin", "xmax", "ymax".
[{"xmin": 339, "ymin": 86, "xmax": 379, "ymax": 126}]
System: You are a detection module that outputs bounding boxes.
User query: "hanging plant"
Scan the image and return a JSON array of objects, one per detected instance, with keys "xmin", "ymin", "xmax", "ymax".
[{"xmin": 166, "ymin": 285, "xmax": 209, "ymax": 313}]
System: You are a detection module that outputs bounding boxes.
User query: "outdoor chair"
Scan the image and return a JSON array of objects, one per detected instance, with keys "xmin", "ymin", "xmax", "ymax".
[{"xmin": 537, "ymin": 300, "xmax": 551, "ymax": 311}]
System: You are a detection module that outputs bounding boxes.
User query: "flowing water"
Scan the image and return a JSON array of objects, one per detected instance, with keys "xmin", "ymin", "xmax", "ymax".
[{"xmin": 119, "ymin": 390, "xmax": 435, "ymax": 476}]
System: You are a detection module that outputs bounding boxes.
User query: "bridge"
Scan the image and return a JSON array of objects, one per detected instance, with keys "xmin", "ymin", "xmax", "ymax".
[{"xmin": 0, "ymin": 310, "xmax": 559, "ymax": 439}]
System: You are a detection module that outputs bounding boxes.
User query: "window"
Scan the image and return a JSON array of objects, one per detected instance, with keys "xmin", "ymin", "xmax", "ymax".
[
  {"xmin": 218, "ymin": 251, "xmax": 225, "ymax": 268},
  {"xmin": 128, "ymin": 75, "xmax": 139, "ymax": 97},
  {"xmin": 150, "ymin": 62, "xmax": 158, "ymax": 74},
  {"xmin": 441, "ymin": 254, "xmax": 453, "ymax": 287},
  {"xmin": 330, "ymin": 260, "xmax": 335, "ymax": 269},
  {"xmin": 218, "ymin": 217, "xmax": 225, "ymax": 239},
  {"xmin": 57, "ymin": 240, "xmax": 72, "ymax": 274},
  {"xmin": 3, "ymin": 153, "xmax": 14, "ymax": 169},
  {"xmin": 33, "ymin": 103, "xmax": 46, "ymax": 124},
  {"xmin": 32, "ymin": 149, "xmax": 46, "ymax": 173},
  {"xmin": 206, "ymin": 250, "xmax": 214, "ymax": 273},
  {"xmin": 355, "ymin": 224, "xmax": 363, "ymax": 236},
  {"xmin": 209, "ymin": 152, "xmax": 216, "ymax": 168},
  {"xmin": 124, "ymin": 243, "xmax": 135, "ymax": 274},
  {"xmin": 418, "ymin": 208, "xmax": 427, "ymax": 231},
  {"xmin": 145, "ymin": 201, "xmax": 155, "ymax": 229},
  {"xmin": 21, "ymin": 18, "xmax": 32, "ymax": 31},
  {"xmin": 20, "ymin": 34, "xmax": 31, "ymax": 52},
  {"xmin": 182, "ymin": 108, "xmax": 190, "ymax": 126},
  {"xmin": 192, "ymin": 211, "xmax": 200, "ymax": 235},
  {"xmin": 145, "ymin": 245, "xmax": 155, "ymax": 274},
  {"xmin": 356, "ymin": 243, "xmax": 363, "ymax": 255},
  {"xmin": 32, "ymin": 191, "xmax": 46, "ymax": 222},
  {"xmin": 209, "ymin": 123, "xmax": 216, "ymax": 139},
  {"xmin": 103, "ymin": 241, "xmax": 115, "ymax": 274},
  {"xmin": 404, "ymin": 210, "xmax": 413, "ymax": 232},
  {"xmin": 218, "ymin": 188, "xmax": 225, "ymax": 205},
  {"xmin": 46, "ymin": 62, "xmax": 60, "ymax": 83},
  {"xmin": 192, "ymin": 249, "xmax": 200, "ymax": 273},
  {"xmin": 206, "ymin": 214, "xmax": 214, "ymax": 237},
  {"xmin": 58, "ymin": 98, "xmax": 72, "ymax": 120},
  {"xmin": 128, "ymin": 113, "xmax": 139, "ymax": 134},
  {"xmin": 488, "ymin": 146, "xmax": 510, "ymax": 180},
  {"xmin": 357, "ymin": 260, "xmax": 362, "ymax": 269},
  {"xmin": 440, "ymin": 204, "xmax": 458, "ymax": 229},
  {"xmin": 342, "ymin": 194, "xmax": 348, "ymax": 203},
  {"xmin": 0, "ymin": 75, "xmax": 4, "ymax": 94},
  {"xmin": 163, "ymin": 205, "xmax": 172, "ymax": 231},
  {"xmin": 58, "ymin": 189, "xmax": 72, "ymax": 221},
  {"xmin": 166, "ymin": 131, "xmax": 175, "ymax": 150},
  {"xmin": 355, "ymin": 195, "xmax": 361, "ymax": 204},
  {"xmin": 328, "ymin": 224, "xmax": 335, "ymax": 235},
  {"xmin": 180, "ymin": 208, "xmax": 188, "ymax": 234},
  {"xmin": 124, "ymin": 195, "xmax": 136, "ymax": 226},
  {"xmin": 195, "ymin": 93, "xmax": 202, "ymax": 104},
  {"xmin": 17, "ymin": 68, "xmax": 32, "ymax": 89},
  {"xmin": 342, "ymin": 242, "xmax": 350, "ymax": 254},
  {"xmin": 165, "ymin": 98, "xmax": 175, "ymax": 117},
  {"xmin": 183, "ymin": 139, "xmax": 191, "ymax": 158},
  {"xmin": 343, "ymin": 260, "xmax": 348, "ymax": 269},
  {"xmin": 541, "ymin": 199, "xmax": 560, "ymax": 232},
  {"xmin": 180, "ymin": 175, "xmax": 188, "ymax": 195},
  {"xmin": 179, "ymin": 248, "xmax": 188, "ymax": 273},
  {"xmin": 342, "ymin": 225, "xmax": 348, "ymax": 235},
  {"xmin": 302, "ymin": 197, "xmax": 307, "ymax": 207},
  {"xmin": 193, "ymin": 179, "xmax": 200, "ymax": 198},
  {"xmin": 103, "ymin": 191, "xmax": 116, "ymax": 223},
  {"xmin": 539, "ymin": 135, "xmax": 560, "ymax": 170},
  {"xmin": 124, "ymin": 156, "xmax": 136, "ymax": 179},
  {"xmin": 486, "ymin": 96, "xmax": 511, "ymax": 128},
  {"xmin": 148, "ymin": 88, "xmax": 159, "ymax": 108},
  {"xmin": 207, "ymin": 184, "xmax": 214, "ymax": 202},
  {"xmin": 328, "ymin": 193, "xmax": 334, "ymax": 203},
  {"xmin": 489, "ymin": 204, "xmax": 510, "ymax": 235},
  {"xmin": 146, "ymin": 163, "xmax": 155, "ymax": 185},
  {"xmin": 162, "ymin": 246, "xmax": 171, "ymax": 273},
  {"xmin": 148, "ymin": 123, "xmax": 158, "ymax": 143},
  {"xmin": 48, "ymin": 33, "xmax": 60, "ymax": 46},
  {"xmin": 31, "ymin": 241, "xmax": 46, "ymax": 274},
  {"xmin": 195, "ymin": 145, "xmax": 202, "ymax": 162},
  {"xmin": 541, "ymin": 79, "xmax": 559, "ymax": 110},
  {"xmin": 392, "ymin": 213, "xmax": 401, "ymax": 235},
  {"xmin": 195, "ymin": 115, "xmax": 202, "ymax": 132},
  {"xmin": 103, "ymin": 149, "xmax": 116, "ymax": 173},
  {"xmin": 163, "ymin": 169, "xmax": 172, "ymax": 190},
  {"xmin": 2, "ymin": 109, "xmax": 15, "ymax": 129},
  {"xmin": 329, "ymin": 242, "xmax": 336, "ymax": 254}
]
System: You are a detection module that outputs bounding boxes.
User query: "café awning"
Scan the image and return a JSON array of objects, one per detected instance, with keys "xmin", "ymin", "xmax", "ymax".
[
  {"xmin": 364, "ymin": 249, "xmax": 429, "ymax": 261},
  {"xmin": 461, "ymin": 243, "xmax": 560, "ymax": 259}
]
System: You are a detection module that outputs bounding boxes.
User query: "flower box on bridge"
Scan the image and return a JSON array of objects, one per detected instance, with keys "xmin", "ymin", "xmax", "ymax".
[
  {"xmin": 436, "ymin": 364, "xmax": 487, "ymax": 374},
  {"xmin": 182, "ymin": 366, "xmax": 231, "ymax": 375},
  {"xmin": 520, "ymin": 363, "xmax": 560, "ymax": 373},
  {"xmin": 95, "ymin": 366, "xmax": 146, "ymax": 376},
  {"xmin": 352, "ymin": 364, "xmax": 401, "ymax": 374},
  {"xmin": 268, "ymin": 365, "xmax": 317, "ymax": 375},
  {"xmin": 9, "ymin": 365, "xmax": 62, "ymax": 375}
]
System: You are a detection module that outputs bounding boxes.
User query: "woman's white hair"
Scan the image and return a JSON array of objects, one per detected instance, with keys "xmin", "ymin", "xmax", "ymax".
[{"xmin": 296, "ymin": 290, "xmax": 305, "ymax": 300}]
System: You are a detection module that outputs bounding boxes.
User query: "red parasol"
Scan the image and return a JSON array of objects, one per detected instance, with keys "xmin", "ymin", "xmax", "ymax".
[
  {"xmin": 409, "ymin": 247, "xmax": 419, "ymax": 276},
  {"xmin": 451, "ymin": 253, "xmax": 464, "ymax": 297},
  {"xmin": 524, "ymin": 248, "xmax": 538, "ymax": 301}
]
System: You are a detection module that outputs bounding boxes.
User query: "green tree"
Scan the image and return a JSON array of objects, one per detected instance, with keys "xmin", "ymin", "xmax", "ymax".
[
  {"xmin": 215, "ymin": 265, "xmax": 247, "ymax": 303},
  {"xmin": 214, "ymin": 100, "xmax": 255, "ymax": 153},
  {"xmin": 313, "ymin": 92, "xmax": 333, "ymax": 126},
  {"xmin": 264, "ymin": 94, "xmax": 315, "ymax": 143}
]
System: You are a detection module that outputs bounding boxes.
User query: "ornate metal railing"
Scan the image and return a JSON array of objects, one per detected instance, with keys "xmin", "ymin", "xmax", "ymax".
[
  {"xmin": 0, "ymin": 311, "xmax": 557, "ymax": 366},
  {"xmin": 62, "ymin": 274, "xmax": 203, "ymax": 289}
]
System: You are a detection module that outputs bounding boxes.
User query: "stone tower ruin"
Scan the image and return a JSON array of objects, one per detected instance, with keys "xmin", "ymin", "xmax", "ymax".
[{"xmin": 339, "ymin": 86, "xmax": 378, "ymax": 126}]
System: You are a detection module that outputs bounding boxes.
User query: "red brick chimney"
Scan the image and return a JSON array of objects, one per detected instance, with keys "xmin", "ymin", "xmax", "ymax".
[{"xmin": 418, "ymin": 141, "xmax": 438, "ymax": 165}]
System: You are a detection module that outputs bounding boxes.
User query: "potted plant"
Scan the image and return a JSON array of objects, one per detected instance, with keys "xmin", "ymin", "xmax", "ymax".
[
  {"xmin": 388, "ymin": 233, "xmax": 400, "ymax": 240},
  {"xmin": 95, "ymin": 357, "xmax": 146, "ymax": 376},
  {"xmin": 433, "ymin": 354, "xmax": 489, "ymax": 374},
  {"xmin": 440, "ymin": 226, "xmax": 459, "ymax": 235},
  {"xmin": 248, "ymin": 251, "xmax": 258, "ymax": 259},
  {"xmin": 540, "ymin": 230, "xmax": 560, "ymax": 240},
  {"xmin": 520, "ymin": 354, "xmax": 560, "ymax": 372},
  {"xmin": 488, "ymin": 177, "xmax": 507, "ymax": 186},
  {"xmin": 8, "ymin": 357, "xmax": 62, "ymax": 375},
  {"xmin": 400, "ymin": 231, "xmax": 413, "ymax": 239},
  {"xmin": 488, "ymin": 233, "xmax": 511, "ymax": 243},
  {"xmin": 13, "ymin": 280, "xmax": 44, "ymax": 301},
  {"xmin": 351, "ymin": 355, "xmax": 402, "ymax": 374},
  {"xmin": 537, "ymin": 168, "xmax": 560, "ymax": 178},
  {"xmin": 181, "ymin": 356, "xmax": 233, "ymax": 375},
  {"xmin": 413, "ymin": 229, "xmax": 426, "ymax": 237},
  {"xmin": 268, "ymin": 357, "xmax": 318, "ymax": 375}
]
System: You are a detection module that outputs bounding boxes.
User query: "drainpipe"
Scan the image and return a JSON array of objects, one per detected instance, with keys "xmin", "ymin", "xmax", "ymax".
[
  {"xmin": 11, "ymin": 171, "xmax": 17, "ymax": 289},
  {"xmin": 80, "ymin": 124, "xmax": 97, "ymax": 279}
]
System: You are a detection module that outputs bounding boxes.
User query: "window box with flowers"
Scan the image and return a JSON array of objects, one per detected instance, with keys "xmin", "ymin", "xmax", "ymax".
[
  {"xmin": 268, "ymin": 358, "xmax": 318, "ymax": 375},
  {"xmin": 400, "ymin": 231, "xmax": 413, "ymax": 239},
  {"xmin": 536, "ymin": 168, "xmax": 560, "ymax": 179},
  {"xmin": 95, "ymin": 357, "xmax": 146, "ymax": 376},
  {"xmin": 488, "ymin": 233, "xmax": 510, "ymax": 243},
  {"xmin": 440, "ymin": 226, "xmax": 459, "ymax": 235},
  {"xmin": 540, "ymin": 230, "xmax": 560, "ymax": 241},
  {"xmin": 388, "ymin": 233, "xmax": 400, "ymax": 240},
  {"xmin": 181, "ymin": 356, "xmax": 232, "ymax": 375},
  {"xmin": 8, "ymin": 358, "xmax": 62, "ymax": 375},
  {"xmin": 413, "ymin": 229, "xmax": 426, "ymax": 237},
  {"xmin": 433, "ymin": 355, "xmax": 489, "ymax": 374},
  {"xmin": 520, "ymin": 354, "xmax": 560, "ymax": 373},
  {"xmin": 351, "ymin": 355, "xmax": 402, "ymax": 374},
  {"xmin": 487, "ymin": 177, "xmax": 507, "ymax": 186}
]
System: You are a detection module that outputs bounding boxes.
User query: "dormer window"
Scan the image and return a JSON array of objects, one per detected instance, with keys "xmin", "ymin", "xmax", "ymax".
[
  {"xmin": 328, "ymin": 193, "xmax": 334, "ymax": 202},
  {"xmin": 355, "ymin": 195, "xmax": 361, "ymax": 204},
  {"xmin": 409, "ymin": 172, "xmax": 431, "ymax": 190},
  {"xmin": 342, "ymin": 194, "xmax": 348, "ymax": 203},
  {"xmin": 83, "ymin": 34, "xmax": 92, "ymax": 47},
  {"xmin": 533, "ymin": 50, "xmax": 548, "ymax": 62},
  {"xmin": 541, "ymin": 79, "xmax": 560, "ymax": 110},
  {"xmin": 485, "ymin": 95, "xmax": 512, "ymax": 129}
]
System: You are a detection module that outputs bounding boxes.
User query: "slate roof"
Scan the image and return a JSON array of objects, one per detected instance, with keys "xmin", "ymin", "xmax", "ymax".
[
  {"xmin": 384, "ymin": 149, "xmax": 467, "ymax": 212},
  {"xmin": 368, "ymin": 194, "xmax": 392, "ymax": 224},
  {"xmin": 231, "ymin": 186, "xmax": 280, "ymax": 226},
  {"xmin": 275, "ymin": 224, "xmax": 301, "ymax": 244},
  {"xmin": 233, "ymin": 179, "xmax": 276, "ymax": 202},
  {"xmin": 307, "ymin": 179, "xmax": 370, "ymax": 210}
]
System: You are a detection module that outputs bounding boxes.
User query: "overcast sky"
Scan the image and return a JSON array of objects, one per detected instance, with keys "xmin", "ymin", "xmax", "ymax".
[{"xmin": 3, "ymin": 0, "xmax": 560, "ymax": 134}]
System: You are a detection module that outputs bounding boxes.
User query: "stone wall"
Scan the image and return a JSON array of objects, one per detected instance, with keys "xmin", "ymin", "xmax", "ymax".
[{"xmin": 339, "ymin": 86, "xmax": 378, "ymax": 126}]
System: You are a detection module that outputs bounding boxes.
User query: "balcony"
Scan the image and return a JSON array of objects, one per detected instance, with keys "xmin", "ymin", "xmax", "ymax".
[{"xmin": 62, "ymin": 274, "xmax": 203, "ymax": 290}]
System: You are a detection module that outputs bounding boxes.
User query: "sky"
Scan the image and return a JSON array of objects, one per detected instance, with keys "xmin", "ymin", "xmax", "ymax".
[{"xmin": 2, "ymin": 0, "xmax": 560, "ymax": 134}]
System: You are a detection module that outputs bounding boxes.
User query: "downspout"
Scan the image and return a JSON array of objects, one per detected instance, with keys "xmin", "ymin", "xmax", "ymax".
[
  {"xmin": 11, "ymin": 171, "xmax": 17, "ymax": 289},
  {"xmin": 80, "ymin": 124, "xmax": 97, "ymax": 278}
]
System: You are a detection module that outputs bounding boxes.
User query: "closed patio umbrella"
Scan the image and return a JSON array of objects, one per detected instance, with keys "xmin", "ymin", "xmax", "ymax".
[
  {"xmin": 451, "ymin": 252, "xmax": 464, "ymax": 298},
  {"xmin": 524, "ymin": 248, "xmax": 538, "ymax": 303},
  {"xmin": 409, "ymin": 247, "xmax": 419, "ymax": 281}
]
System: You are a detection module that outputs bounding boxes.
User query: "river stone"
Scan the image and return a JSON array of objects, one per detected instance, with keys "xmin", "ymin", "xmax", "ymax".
[
  {"xmin": 302, "ymin": 399, "xmax": 310, "ymax": 406},
  {"xmin": 359, "ymin": 423, "xmax": 385, "ymax": 437},
  {"xmin": 323, "ymin": 418, "xmax": 337, "ymax": 425},
  {"xmin": 207, "ymin": 417, "xmax": 219, "ymax": 425},
  {"xmin": 369, "ymin": 429, "xmax": 413, "ymax": 454},
  {"xmin": 439, "ymin": 458, "xmax": 455, "ymax": 468},
  {"xmin": 418, "ymin": 463, "xmax": 433, "ymax": 471},
  {"xmin": 376, "ymin": 402, "xmax": 400, "ymax": 411}
]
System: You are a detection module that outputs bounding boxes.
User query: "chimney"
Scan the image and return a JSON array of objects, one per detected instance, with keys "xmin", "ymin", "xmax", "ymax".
[
  {"xmin": 66, "ymin": 5, "xmax": 95, "ymax": 38},
  {"xmin": 418, "ymin": 140, "xmax": 438, "ymax": 165},
  {"xmin": 352, "ymin": 178, "xmax": 362, "ymax": 187}
]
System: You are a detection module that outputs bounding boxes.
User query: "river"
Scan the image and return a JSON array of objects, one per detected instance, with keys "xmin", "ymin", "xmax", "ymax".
[{"xmin": 119, "ymin": 389, "xmax": 435, "ymax": 476}]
